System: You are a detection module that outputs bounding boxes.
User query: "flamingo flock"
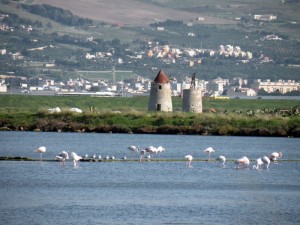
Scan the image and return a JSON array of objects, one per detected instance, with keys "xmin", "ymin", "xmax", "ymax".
[
  {"xmin": 35, "ymin": 144, "xmax": 283, "ymax": 170},
  {"xmin": 185, "ymin": 146, "xmax": 282, "ymax": 170},
  {"xmin": 127, "ymin": 145, "xmax": 166, "ymax": 162}
]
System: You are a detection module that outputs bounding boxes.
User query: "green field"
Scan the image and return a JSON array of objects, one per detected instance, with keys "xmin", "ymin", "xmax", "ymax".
[
  {"xmin": 0, "ymin": 95, "xmax": 299, "ymax": 136},
  {"xmin": 0, "ymin": 95, "xmax": 299, "ymax": 113}
]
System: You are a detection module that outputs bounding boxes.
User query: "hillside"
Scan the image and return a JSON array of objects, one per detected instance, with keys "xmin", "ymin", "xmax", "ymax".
[
  {"xmin": 0, "ymin": 0, "xmax": 299, "ymax": 83},
  {"xmin": 32, "ymin": 0, "xmax": 235, "ymax": 26}
]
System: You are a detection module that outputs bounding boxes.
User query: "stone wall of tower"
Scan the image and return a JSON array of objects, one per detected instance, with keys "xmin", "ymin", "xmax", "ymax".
[
  {"xmin": 182, "ymin": 88, "xmax": 202, "ymax": 113},
  {"xmin": 148, "ymin": 82, "xmax": 173, "ymax": 112}
]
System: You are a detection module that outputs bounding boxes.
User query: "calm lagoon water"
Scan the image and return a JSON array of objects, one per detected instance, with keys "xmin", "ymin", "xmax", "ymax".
[{"xmin": 0, "ymin": 132, "xmax": 299, "ymax": 225}]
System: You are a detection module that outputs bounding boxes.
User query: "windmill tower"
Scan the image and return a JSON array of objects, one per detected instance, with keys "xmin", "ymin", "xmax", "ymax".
[
  {"xmin": 182, "ymin": 73, "xmax": 202, "ymax": 113},
  {"xmin": 148, "ymin": 70, "xmax": 173, "ymax": 112}
]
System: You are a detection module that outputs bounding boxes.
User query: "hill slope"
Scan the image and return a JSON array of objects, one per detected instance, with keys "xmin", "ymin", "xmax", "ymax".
[{"xmin": 32, "ymin": 0, "xmax": 235, "ymax": 25}]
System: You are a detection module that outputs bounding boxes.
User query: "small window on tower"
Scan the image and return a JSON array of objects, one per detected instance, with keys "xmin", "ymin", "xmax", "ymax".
[{"xmin": 159, "ymin": 85, "xmax": 162, "ymax": 89}]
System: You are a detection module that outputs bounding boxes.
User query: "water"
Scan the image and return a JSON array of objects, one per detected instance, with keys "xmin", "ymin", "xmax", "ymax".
[
  {"xmin": 0, "ymin": 132, "xmax": 299, "ymax": 225},
  {"xmin": 1, "ymin": 131, "xmax": 299, "ymax": 160}
]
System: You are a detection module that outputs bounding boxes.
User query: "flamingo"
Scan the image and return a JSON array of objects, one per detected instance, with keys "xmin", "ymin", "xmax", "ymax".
[
  {"xmin": 253, "ymin": 157, "xmax": 263, "ymax": 170},
  {"xmin": 128, "ymin": 146, "xmax": 139, "ymax": 158},
  {"xmin": 261, "ymin": 156, "xmax": 271, "ymax": 169},
  {"xmin": 269, "ymin": 152, "xmax": 282, "ymax": 162},
  {"xmin": 145, "ymin": 146, "xmax": 157, "ymax": 158},
  {"xmin": 234, "ymin": 156, "xmax": 250, "ymax": 169},
  {"xmin": 185, "ymin": 155, "xmax": 193, "ymax": 167},
  {"xmin": 34, "ymin": 146, "xmax": 46, "ymax": 160},
  {"xmin": 55, "ymin": 151, "xmax": 69, "ymax": 166},
  {"xmin": 70, "ymin": 152, "xmax": 82, "ymax": 167},
  {"xmin": 203, "ymin": 147, "xmax": 215, "ymax": 161},
  {"xmin": 140, "ymin": 149, "xmax": 146, "ymax": 162},
  {"xmin": 216, "ymin": 155, "xmax": 226, "ymax": 167},
  {"xmin": 156, "ymin": 146, "xmax": 165, "ymax": 158}
]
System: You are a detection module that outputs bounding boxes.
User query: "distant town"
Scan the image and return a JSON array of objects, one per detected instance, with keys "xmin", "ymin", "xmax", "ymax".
[
  {"xmin": 0, "ymin": 73, "xmax": 299, "ymax": 98},
  {"xmin": 0, "ymin": 6, "xmax": 299, "ymax": 98}
]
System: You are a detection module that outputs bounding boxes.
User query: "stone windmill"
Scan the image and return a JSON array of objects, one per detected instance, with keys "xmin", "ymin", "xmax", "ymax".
[
  {"xmin": 182, "ymin": 73, "xmax": 203, "ymax": 113},
  {"xmin": 148, "ymin": 70, "xmax": 173, "ymax": 112}
]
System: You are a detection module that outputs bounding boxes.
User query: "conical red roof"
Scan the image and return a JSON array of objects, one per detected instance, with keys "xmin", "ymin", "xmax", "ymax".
[{"xmin": 154, "ymin": 70, "xmax": 169, "ymax": 83}]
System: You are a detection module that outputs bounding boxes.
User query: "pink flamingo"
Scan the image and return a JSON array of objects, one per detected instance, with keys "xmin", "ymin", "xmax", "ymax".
[
  {"xmin": 234, "ymin": 156, "xmax": 250, "ymax": 169},
  {"xmin": 261, "ymin": 156, "xmax": 271, "ymax": 169},
  {"xmin": 216, "ymin": 155, "xmax": 226, "ymax": 167},
  {"xmin": 145, "ymin": 146, "xmax": 157, "ymax": 158},
  {"xmin": 140, "ymin": 149, "xmax": 146, "ymax": 162},
  {"xmin": 203, "ymin": 147, "xmax": 215, "ymax": 161},
  {"xmin": 253, "ymin": 157, "xmax": 263, "ymax": 170},
  {"xmin": 70, "ymin": 152, "xmax": 82, "ymax": 167},
  {"xmin": 269, "ymin": 152, "xmax": 282, "ymax": 162},
  {"xmin": 185, "ymin": 155, "xmax": 193, "ymax": 167},
  {"xmin": 55, "ymin": 151, "xmax": 69, "ymax": 166},
  {"xmin": 156, "ymin": 146, "xmax": 165, "ymax": 158},
  {"xmin": 34, "ymin": 146, "xmax": 46, "ymax": 160},
  {"xmin": 127, "ymin": 146, "xmax": 139, "ymax": 158}
]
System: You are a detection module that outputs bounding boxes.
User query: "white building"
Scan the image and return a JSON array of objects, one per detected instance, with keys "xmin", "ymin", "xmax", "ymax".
[
  {"xmin": 251, "ymin": 79, "xmax": 300, "ymax": 94},
  {"xmin": 254, "ymin": 14, "xmax": 277, "ymax": 21},
  {"xmin": 227, "ymin": 87, "xmax": 257, "ymax": 97},
  {"xmin": 0, "ymin": 84, "xmax": 7, "ymax": 92}
]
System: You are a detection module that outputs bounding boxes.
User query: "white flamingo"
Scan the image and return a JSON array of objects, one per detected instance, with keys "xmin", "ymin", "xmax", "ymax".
[
  {"xmin": 261, "ymin": 156, "xmax": 271, "ymax": 169},
  {"xmin": 70, "ymin": 152, "xmax": 82, "ymax": 167},
  {"xmin": 140, "ymin": 149, "xmax": 146, "ymax": 162},
  {"xmin": 253, "ymin": 157, "xmax": 263, "ymax": 170},
  {"xmin": 156, "ymin": 146, "xmax": 165, "ymax": 157},
  {"xmin": 128, "ymin": 146, "xmax": 139, "ymax": 158},
  {"xmin": 145, "ymin": 146, "xmax": 157, "ymax": 158},
  {"xmin": 216, "ymin": 155, "xmax": 226, "ymax": 167},
  {"xmin": 234, "ymin": 156, "xmax": 250, "ymax": 169},
  {"xmin": 203, "ymin": 147, "xmax": 215, "ymax": 161},
  {"xmin": 185, "ymin": 155, "xmax": 193, "ymax": 167},
  {"xmin": 269, "ymin": 152, "xmax": 282, "ymax": 162},
  {"xmin": 34, "ymin": 146, "xmax": 46, "ymax": 160},
  {"xmin": 55, "ymin": 151, "xmax": 69, "ymax": 166}
]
